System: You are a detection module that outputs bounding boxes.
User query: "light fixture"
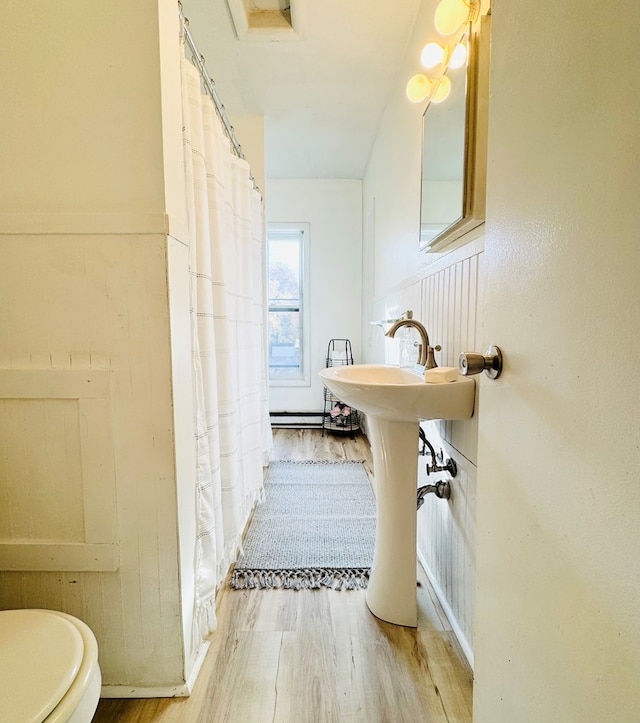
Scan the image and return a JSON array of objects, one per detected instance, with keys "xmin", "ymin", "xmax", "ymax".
[
  {"xmin": 430, "ymin": 75, "xmax": 451, "ymax": 103},
  {"xmin": 420, "ymin": 42, "xmax": 446, "ymax": 70},
  {"xmin": 434, "ymin": 0, "xmax": 479, "ymax": 36},
  {"xmin": 406, "ymin": 0, "xmax": 479, "ymax": 105},
  {"xmin": 448, "ymin": 42, "xmax": 467, "ymax": 69},
  {"xmin": 406, "ymin": 74, "xmax": 433, "ymax": 103}
]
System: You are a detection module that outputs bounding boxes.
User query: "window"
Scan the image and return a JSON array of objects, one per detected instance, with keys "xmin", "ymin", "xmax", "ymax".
[{"xmin": 267, "ymin": 224, "xmax": 310, "ymax": 385}]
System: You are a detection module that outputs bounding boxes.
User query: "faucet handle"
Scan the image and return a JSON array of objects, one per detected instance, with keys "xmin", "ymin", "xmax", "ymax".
[{"xmin": 426, "ymin": 344, "xmax": 441, "ymax": 370}]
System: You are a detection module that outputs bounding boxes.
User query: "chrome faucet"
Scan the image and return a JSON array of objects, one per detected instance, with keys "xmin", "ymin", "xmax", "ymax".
[{"xmin": 385, "ymin": 318, "xmax": 439, "ymax": 370}]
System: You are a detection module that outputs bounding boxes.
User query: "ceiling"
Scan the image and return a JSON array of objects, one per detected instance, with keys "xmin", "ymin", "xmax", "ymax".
[{"xmin": 181, "ymin": 0, "xmax": 423, "ymax": 179}]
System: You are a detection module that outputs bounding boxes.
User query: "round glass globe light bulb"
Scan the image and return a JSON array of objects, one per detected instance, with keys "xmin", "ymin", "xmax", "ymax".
[
  {"xmin": 434, "ymin": 0, "xmax": 470, "ymax": 36},
  {"xmin": 448, "ymin": 43, "xmax": 467, "ymax": 69},
  {"xmin": 431, "ymin": 75, "xmax": 452, "ymax": 103},
  {"xmin": 406, "ymin": 74, "xmax": 432, "ymax": 103},
  {"xmin": 420, "ymin": 42, "xmax": 446, "ymax": 70}
]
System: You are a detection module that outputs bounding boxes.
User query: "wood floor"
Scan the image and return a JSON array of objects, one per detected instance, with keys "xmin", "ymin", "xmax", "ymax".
[{"xmin": 94, "ymin": 429, "xmax": 473, "ymax": 722}]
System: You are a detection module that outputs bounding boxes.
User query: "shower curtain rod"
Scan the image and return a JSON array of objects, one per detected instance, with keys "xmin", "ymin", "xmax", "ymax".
[{"xmin": 178, "ymin": 3, "xmax": 260, "ymax": 191}]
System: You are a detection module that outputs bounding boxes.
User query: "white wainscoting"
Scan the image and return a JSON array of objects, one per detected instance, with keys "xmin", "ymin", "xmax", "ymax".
[
  {"xmin": 421, "ymin": 243, "xmax": 483, "ymax": 464},
  {"xmin": 418, "ymin": 241, "xmax": 483, "ymax": 666},
  {"xmin": 373, "ymin": 238, "xmax": 484, "ymax": 667},
  {"xmin": 417, "ymin": 432, "xmax": 477, "ymax": 667},
  {"xmin": 0, "ymin": 370, "xmax": 118, "ymax": 571},
  {"xmin": 0, "ymin": 234, "xmax": 186, "ymax": 690}
]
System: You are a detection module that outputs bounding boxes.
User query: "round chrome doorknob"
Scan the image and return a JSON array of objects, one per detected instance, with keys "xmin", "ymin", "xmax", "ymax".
[{"xmin": 458, "ymin": 346, "xmax": 503, "ymax": 379}]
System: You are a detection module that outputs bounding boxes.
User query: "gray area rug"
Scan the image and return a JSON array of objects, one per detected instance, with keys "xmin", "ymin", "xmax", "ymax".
[{"xmin": 230, "ymin": 460, "xmax": 376, "ymax": 591}]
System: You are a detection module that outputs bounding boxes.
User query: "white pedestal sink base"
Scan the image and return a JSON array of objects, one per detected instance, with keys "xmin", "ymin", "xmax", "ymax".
[
  {"xmin": 366, "ymin": 417, "xmax": 420, "ymax": 628},
  {"xmin": 318, "ymin": 364, "xmax": 474, "ymax": 629}
]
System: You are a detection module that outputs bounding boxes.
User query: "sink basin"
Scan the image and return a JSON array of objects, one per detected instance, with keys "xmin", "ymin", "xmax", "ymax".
[
  {"xmin": 319, "ymin": 364, "xmax": 475, "ymax": 627},
  {"xmin": 319, "ymin": 364, "xmax": 475, "ymax": 422}
]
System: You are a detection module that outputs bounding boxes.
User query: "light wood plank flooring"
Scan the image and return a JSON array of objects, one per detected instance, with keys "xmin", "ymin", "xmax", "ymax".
[{"xmin": 94, "ymin": 429, "xmax": 473, "ymax": 722}]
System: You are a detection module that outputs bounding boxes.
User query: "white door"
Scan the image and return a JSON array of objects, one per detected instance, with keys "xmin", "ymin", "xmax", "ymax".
[{"xmin": 472, "ymin": 1, "xmax": 640, "ymax": 721}]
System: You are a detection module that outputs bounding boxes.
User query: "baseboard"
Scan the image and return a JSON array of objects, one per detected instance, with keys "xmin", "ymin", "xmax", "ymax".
[
  {"xmin": 417, "ymin": 548, "xmax": 474, "ymax": 670},
  {"xmin": 100, "ymin": 640, "xmax": 210, "ymax": 699},
  {"xmin": 185, "ymin": 639, "xmax": 210, "ymax": 693},
  {"xmin": 271, "ymin": 422, "xmax": 322, "ymax": 429},
  {"xmin": 100, "ymin": 683, "xmax": 190, "ymax": 699},
  {"xmin": 270, "ymin": 411, "xmax": 323, "ymax": 428}
]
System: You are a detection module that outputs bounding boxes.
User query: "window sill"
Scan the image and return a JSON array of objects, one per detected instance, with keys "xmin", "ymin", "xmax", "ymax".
[{"xmin": 269, "ymin": 378, "xmax": 311, "ymax": 388}]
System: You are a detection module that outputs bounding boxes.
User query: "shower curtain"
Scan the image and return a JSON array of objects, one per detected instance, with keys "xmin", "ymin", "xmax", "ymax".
[{"xmin": 180, "ymin": 48, "xmax": 272, "ymax": 643}]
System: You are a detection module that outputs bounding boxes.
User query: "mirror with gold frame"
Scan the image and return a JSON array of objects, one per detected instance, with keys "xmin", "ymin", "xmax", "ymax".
[{"xmin": 419, "ymin": 15, "xmax": 490, "ymax": 252}]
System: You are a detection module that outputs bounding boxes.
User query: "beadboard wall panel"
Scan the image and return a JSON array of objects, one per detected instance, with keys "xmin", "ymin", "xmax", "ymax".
[
  {"xmin": 418, "ymin": 244, "xmax": 483, "ymax": 665},
  {"xmin": 417, "ymin": 433, "xmax": 477, "ymax": 664},
  {"xmin": 419, "ymin": 244, "xmax": 483, "ymax": 665},
  {"xmin": 421, "ymin": 248, "xmax": 483, "ymax": 464},
  {"xmin": 372, "ymin": 240, "xmax": 483, "ymax": 667}
]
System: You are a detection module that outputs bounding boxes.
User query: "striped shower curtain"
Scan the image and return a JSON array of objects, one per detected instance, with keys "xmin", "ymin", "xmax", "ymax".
[{"xmin": 180, "ymin": 48, "xmax": 273, "ymax": 642}]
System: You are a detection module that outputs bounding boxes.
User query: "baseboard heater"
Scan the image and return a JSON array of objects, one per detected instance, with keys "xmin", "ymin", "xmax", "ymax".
[{"xmin": 270, "ymin": 411, "xmax": 324, "ymax": 429}]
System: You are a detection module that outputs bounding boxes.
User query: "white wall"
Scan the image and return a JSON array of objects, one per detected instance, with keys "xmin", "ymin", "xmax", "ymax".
[
  {"xmin": 362, "ymin": 0, "xmax": 463, "ymax": 317},
  {"xmin": 473, "ymin": 0, "xmax": 640, "ymax": 720},
  {"xmin": 230, "ymin": 115, "xmax": 266, "ymax": 194},
  {"xmin": 362, "ymin": 0, "xmax": 482, "ymax": 667},
  {"xmin": 0, "ymin": 1, "xmax": 202, "ymax": 694},
  {"xmin": 267, "ymin": 179, "xmax": 363, "ymax": 412}
]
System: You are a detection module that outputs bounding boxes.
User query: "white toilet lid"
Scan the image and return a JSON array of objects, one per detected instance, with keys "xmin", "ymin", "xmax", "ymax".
[{"xmin": 0, "ymin": 609, "xmax": 84, "ymax": 723}]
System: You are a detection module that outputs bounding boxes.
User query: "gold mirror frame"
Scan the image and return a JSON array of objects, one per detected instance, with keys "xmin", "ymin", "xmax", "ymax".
[{"xmin": 419, "ymin": 14, "xmax": 490, "ymax": 253}]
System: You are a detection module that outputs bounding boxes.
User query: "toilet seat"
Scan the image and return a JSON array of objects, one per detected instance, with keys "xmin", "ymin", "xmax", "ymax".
[{"xmin": 0, "ymin": 609, "xmax": 100, "ymax": 723}]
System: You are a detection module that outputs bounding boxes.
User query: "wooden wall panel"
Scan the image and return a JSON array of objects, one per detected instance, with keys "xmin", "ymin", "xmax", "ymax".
[
  {"xmin": 0, "ymin": 370, "xmax": 118, "ymax": 571},
  {"xmin": 0, "ymin": 398, "xmax": 84, "ymax": 541},
  {"xmin": 0, "ymin": 234, "xmax": 185, "ymax": 690},
  {"xmin": 418, "ymin": 243, "xmax": 483, "ymax": 666},
  {"xmin": 377, "ymin": 239, "xmax": 483, "ymax": 667},
  {"xmin": 421, "ymin": 249, "xmax": 481, "ymax": 464}
]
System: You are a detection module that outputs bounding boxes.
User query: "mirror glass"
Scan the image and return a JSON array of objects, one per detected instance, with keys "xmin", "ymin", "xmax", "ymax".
[{"xmin": 419, "ymin": 22, "xmax": 487, "ymax": 252}]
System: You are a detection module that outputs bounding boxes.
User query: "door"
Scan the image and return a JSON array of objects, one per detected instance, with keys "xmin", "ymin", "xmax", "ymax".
[{"xmin": 472, "ymin": 1, "xmax": 640, "ymax": 721}]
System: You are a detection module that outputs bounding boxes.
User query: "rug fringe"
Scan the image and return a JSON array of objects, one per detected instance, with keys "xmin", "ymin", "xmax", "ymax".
[
  {"xmin": 269, "ymin": 459, "xmax": 366, "ymax": 465},
  {"xmin": 230, "ymin": 568, "xmax": 370, "ymax": 591}
]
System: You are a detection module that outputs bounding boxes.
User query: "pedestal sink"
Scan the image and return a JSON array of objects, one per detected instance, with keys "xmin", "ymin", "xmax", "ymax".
[{"xmin": 319, "ymin": 364, "xmax": 475, "ymax": 627}]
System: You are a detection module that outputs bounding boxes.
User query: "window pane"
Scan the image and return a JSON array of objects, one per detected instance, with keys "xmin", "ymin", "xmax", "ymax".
[
  {"xmin": 268, "ymin": 310, "xmax": 301, "ymax": 379},
  {"xmin": 267, "ymin": 227, "xmax": 306, "ymax": 384},
  {"xmin": 268, "ymin": 238, "xmax": 300, "ymax": 302}
]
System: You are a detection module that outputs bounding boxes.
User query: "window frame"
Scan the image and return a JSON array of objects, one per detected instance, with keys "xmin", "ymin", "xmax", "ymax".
[{"xmin": 266, "ymin": 222, "xmax": 310, "ymax": 387}]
